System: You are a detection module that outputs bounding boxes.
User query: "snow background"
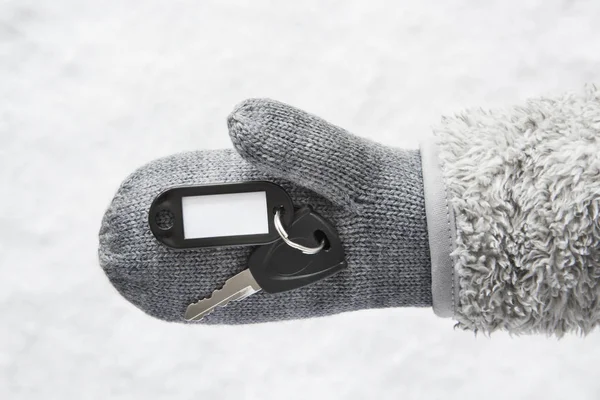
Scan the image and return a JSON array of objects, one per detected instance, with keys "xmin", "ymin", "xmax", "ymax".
[{"xmin": 2, "ymin": 0, "xmax": 600, "ymax": 399}]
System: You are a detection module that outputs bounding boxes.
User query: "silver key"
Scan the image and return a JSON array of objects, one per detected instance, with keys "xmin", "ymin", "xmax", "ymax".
[{"xmin": 184, "ymin": 269, "xmax": 262, "ymax": 321}]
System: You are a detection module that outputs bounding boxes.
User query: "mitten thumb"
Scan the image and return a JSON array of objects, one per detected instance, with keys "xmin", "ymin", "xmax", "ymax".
[{"xmin": 228, "ymin": 99, "xmax": 391, "ymax": 210}]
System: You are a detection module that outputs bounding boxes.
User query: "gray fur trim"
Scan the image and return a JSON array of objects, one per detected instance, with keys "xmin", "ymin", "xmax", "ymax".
[{"xmin": 434, "ymin": 86, "xmax": 600, "ymax": 336}]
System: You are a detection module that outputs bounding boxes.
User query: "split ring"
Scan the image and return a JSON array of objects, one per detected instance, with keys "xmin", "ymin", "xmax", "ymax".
[{"xmin": 274, "ymin": 209, "xmax": 324, "ymax": 255}]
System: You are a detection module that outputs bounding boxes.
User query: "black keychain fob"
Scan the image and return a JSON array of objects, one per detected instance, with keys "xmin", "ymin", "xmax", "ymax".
[
  {"xmin": 247, "ymin": 206, "xmax": 347, "ymax": 293},
  {"xmin": 148, "ymin": 181, "xmax": 294, "ymax": 249}
]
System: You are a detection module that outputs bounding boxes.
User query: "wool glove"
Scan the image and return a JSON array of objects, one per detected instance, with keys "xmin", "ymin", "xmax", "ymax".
[
  {"xmin": 99, "ymin": 99, "xmax": 431, "ymax": 325},
  {"xmin": 99, "ymin": 88, "xmax": 600, "ymax": 335}
]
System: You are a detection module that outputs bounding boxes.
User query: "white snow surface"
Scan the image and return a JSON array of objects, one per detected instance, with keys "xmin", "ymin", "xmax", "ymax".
[{"xmin": 2, "ymin": 1, "xmax": 600, "ymax": 399}]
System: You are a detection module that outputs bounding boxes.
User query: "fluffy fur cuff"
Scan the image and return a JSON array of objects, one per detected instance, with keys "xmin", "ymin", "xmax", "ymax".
[{"xmin": 434, "ymin": 86, "xmax": 600, "ymax": 336}]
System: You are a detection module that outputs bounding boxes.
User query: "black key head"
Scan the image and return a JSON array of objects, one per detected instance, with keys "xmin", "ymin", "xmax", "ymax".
[{"xmin": 248, "ymin": 206, "xmax": 347, "ymax": 294}]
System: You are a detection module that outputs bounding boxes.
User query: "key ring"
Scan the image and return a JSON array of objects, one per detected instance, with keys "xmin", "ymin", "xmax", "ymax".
[{"xmin": 274, "ymin": 209, "xmax": 325, "ymax": 255}]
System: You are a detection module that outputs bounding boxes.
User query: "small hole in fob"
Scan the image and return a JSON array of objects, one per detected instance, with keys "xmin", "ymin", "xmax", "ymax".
[
  {"xmin": 273, "ymin": 205, "xmax": 285, "ymax": 215},
  {"xmin": 314, "ymin": 230, "xmax": 331, "ymax": 251},
  {"xmin": 156, "ymin": 209, "xmax": 175, "ymax": 230}
]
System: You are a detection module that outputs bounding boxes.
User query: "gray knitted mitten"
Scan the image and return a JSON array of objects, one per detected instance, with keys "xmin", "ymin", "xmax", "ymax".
[{"xmin": 99, "ymin": 99, "xmax": 431, "ymax": 324}]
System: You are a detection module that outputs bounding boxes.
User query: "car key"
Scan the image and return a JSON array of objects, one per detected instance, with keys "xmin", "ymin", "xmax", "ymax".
[{"xmin": 184, "ymin": 206, "xmax": 347, "ymax": 321}]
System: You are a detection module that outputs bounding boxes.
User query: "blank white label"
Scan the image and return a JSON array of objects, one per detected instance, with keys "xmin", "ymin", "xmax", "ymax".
[{"xmin": 181, "ymin": 191, "xmax": 269, "ymax": 239}]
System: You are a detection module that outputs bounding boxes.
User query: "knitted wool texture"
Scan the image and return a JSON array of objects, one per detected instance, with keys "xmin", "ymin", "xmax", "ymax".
[{"xmin": 99, "ymin": 99, "xmax": 431, "ymax": 323}]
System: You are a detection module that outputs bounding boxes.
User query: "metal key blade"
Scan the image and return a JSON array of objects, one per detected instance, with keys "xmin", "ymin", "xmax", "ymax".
[{"xmin": 185, "ymin": 269, "xmax": 262, "ymax": 321}]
